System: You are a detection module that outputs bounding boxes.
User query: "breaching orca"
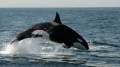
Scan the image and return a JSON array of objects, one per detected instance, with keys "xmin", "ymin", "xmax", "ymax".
[{"xmin": 10, "ymin": 12, "xmax": 89, "ymax": 50}]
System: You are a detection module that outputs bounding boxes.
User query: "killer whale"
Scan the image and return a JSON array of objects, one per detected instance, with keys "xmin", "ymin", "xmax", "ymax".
[{"xmin": 10, "ymin": 12, "xmax": 89, "ymax": 50}]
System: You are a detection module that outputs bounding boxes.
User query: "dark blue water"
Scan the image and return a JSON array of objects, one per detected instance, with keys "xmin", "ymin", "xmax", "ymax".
[{"xmin": 0, "ymin": 8, "xmax": 120, "ymax": 67}]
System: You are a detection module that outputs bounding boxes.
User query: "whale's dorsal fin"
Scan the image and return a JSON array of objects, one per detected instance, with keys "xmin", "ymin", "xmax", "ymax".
[{"xmin": 53, "ymin": 12, "xmax": 62, "ymax": 24}]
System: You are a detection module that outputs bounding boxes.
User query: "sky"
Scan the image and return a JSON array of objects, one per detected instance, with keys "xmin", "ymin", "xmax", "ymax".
[{"xmin": 0, "ymin": 0, "xmax": 120, "ymax": 8}]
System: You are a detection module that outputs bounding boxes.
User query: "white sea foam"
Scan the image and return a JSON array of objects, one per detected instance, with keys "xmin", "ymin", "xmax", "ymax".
[{"xmin": 0, "ymin": 37, "xmax": 72, "ymax": 58}]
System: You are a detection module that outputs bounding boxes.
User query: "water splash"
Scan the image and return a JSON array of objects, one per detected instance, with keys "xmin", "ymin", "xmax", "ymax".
[{"xmin": 0, "ymin": 38, "xmax": 72, "ymax": 58}]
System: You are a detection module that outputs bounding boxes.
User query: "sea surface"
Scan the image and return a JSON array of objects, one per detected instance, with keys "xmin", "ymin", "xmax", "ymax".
[{"xmin": 0, "ymin": 8, "xmax": 120, "ymax": 67}]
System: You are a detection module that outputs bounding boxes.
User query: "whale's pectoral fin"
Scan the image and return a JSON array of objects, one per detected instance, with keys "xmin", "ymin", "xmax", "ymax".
[{"xmin": 63, "ymin": 40, "xmax": 73, "ymax": 48}]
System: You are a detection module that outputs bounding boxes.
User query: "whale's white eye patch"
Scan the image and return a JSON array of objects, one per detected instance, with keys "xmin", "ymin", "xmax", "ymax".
[
  {"xmin": 73, "ymin": 42, "xmax": 86, "ymax": 50},
  {"xmin": 32, "ymin": 30, "xmax": 49, "ymax": 39},
  {"xmin": 77, "ymin": 38, "xmax": 83, "ymax": 43}
]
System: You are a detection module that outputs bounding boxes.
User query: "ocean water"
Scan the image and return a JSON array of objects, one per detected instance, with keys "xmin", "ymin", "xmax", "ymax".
[{"xmin": 0, "ymin": 8, "xmax": 120, "ymax": 67}]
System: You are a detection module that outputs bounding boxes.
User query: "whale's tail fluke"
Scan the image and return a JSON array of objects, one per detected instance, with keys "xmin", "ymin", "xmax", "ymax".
[{"xmin": 10, "ymin": 39, "xmax": 18, "ymax": 45}]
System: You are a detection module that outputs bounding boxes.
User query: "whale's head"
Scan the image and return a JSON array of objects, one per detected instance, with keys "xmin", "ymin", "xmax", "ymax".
[{"xmin": 72, "ymin": 38, "xmax": 89, "ymax": 50}]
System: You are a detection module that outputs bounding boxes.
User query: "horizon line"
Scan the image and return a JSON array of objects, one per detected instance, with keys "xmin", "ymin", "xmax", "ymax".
[{"xmin": 0, "ymin": 6, "xmax": 120, "ymax": 8}]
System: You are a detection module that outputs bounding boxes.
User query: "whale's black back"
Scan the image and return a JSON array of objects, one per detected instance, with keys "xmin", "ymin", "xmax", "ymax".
[
  {"xmin": 16, "ymin": 22, "xmax": 53, "ymax": 41},
  {"xmin": 16, "ymin": 22, "xmax": 80, "ymax": 40}
]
